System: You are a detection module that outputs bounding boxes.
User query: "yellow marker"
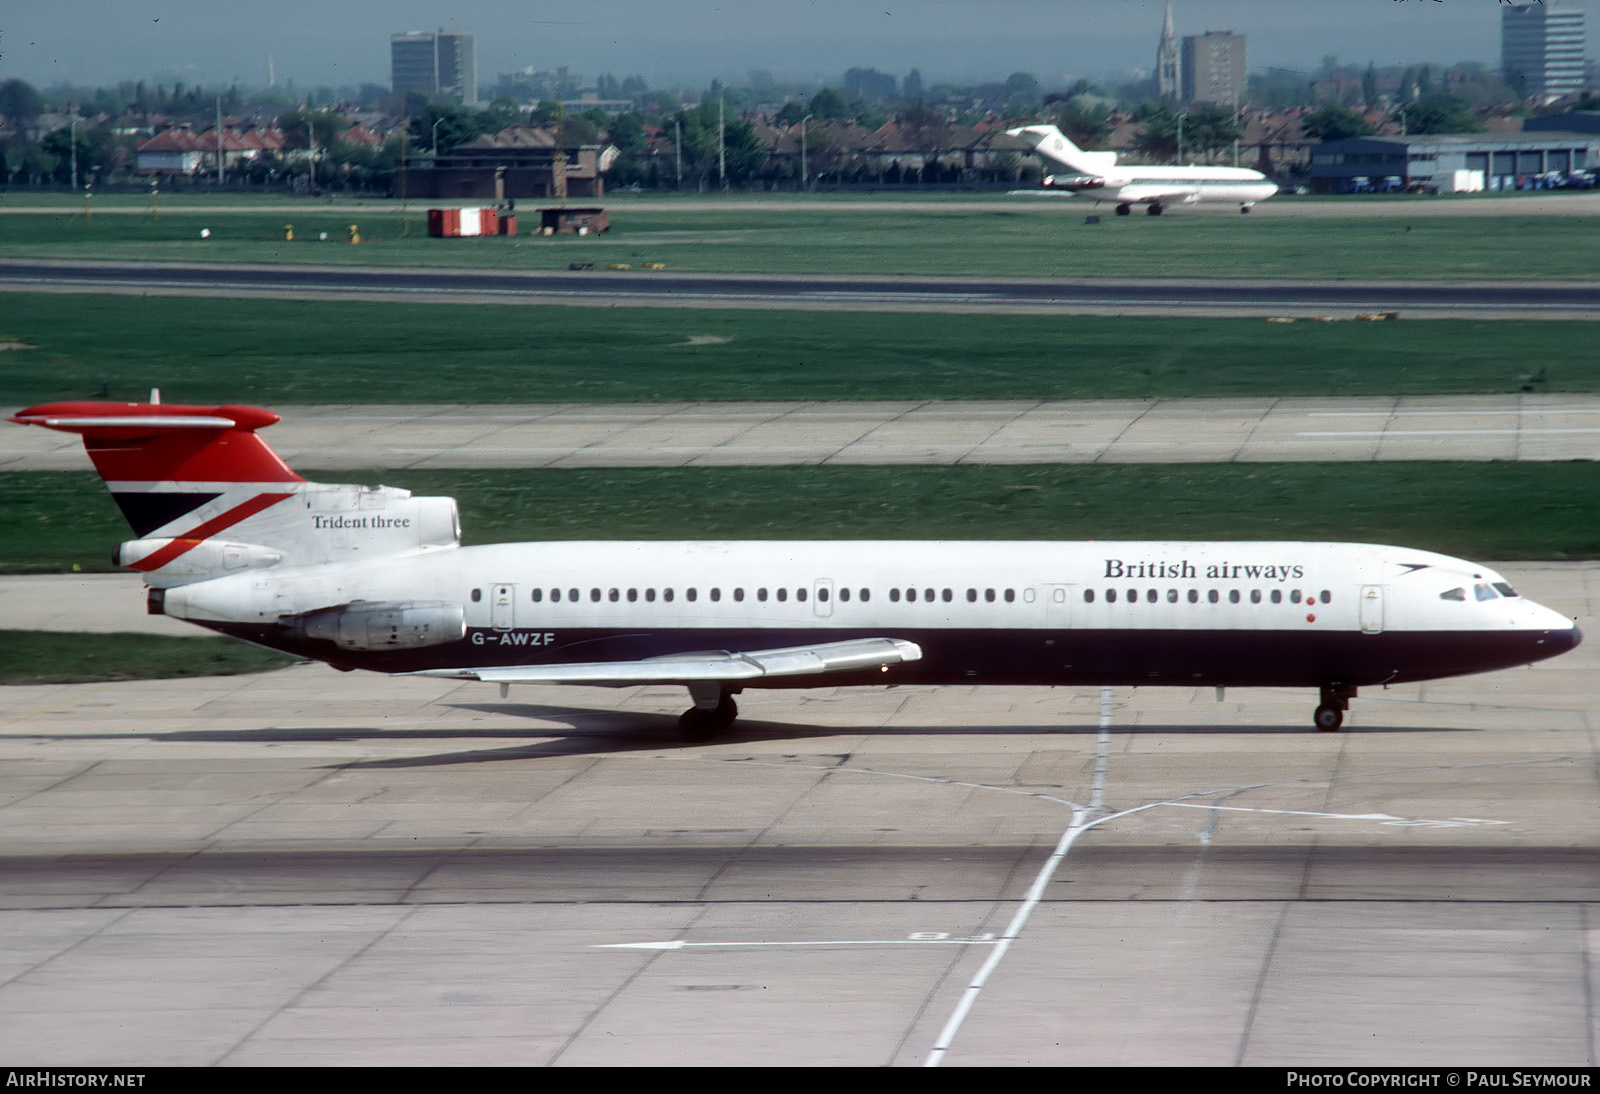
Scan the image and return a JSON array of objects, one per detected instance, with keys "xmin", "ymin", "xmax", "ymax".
[
  {"xmin": 348, "ymin": 224, "xmax": 360, "ymax": 244},
  {"xmin": 285, "ymin": 224, "xmax": 294, "ymax": 241}
]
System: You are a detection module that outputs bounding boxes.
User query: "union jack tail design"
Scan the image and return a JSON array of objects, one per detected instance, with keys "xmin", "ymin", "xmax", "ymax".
[{"xmin": 12, "ymin": 400, "xmax": 458, "ymax": 585}]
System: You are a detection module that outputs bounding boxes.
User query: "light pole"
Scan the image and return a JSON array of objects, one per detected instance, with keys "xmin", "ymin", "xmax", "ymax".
[
  {"xmin": 431, "ymin": 117, "xmax": 444, "ymax": 158},
  {"xmin": 800, "ymin": 114, "xmax": 812, "ymax": 189}
]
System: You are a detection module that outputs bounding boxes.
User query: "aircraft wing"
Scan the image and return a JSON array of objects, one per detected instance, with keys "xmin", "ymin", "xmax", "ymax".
[{"xmin": 410, "ymin": 636, "xmax": 923, "ymax": 685}]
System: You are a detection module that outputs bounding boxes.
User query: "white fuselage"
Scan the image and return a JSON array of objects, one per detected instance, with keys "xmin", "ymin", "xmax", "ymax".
[
  {"xmin": 161, "ymin": 539, "xmax": 1578, "ymax": 689},
  {"xmin": 1068, "ymin": 168, "xmax": 1280, "ymax": 207}
]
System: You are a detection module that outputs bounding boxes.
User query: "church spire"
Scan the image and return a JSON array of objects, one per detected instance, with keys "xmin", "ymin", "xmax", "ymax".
[{"xmin": 1157, "ymin": 2, "xmax": 1181, "ymax": 105}]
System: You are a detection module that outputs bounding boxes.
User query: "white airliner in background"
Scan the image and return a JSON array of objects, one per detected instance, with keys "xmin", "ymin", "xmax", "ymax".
[
  {"xmin": 11, "ymin": 400, "xmax": 1580, "ymax": 737},
  {"xmin": 1005, "ymin": 123, "xmax": 1279, "ymax": 215}
]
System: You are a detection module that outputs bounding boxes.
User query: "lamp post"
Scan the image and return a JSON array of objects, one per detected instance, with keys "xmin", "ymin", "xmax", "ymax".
[{"xmin": 800, "ymin": 114, "xmax": 813, "ymax": 189}]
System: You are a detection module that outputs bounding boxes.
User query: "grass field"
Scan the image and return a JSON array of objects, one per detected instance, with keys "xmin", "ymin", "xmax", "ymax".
[
  {"xmin": 2, "ymin": 292, "xmax": 1591, "ymax": 406},
  {"xmin": 2, "ymin": 196, "xmax": 1597, "ymax": 280},
  {"xmin": 0, "ymin": 629, "xmax": 298, "ymax": 684},
  {"xmin": 6, "ymin": 462, "xmax": 1597, "ymax": 576}
]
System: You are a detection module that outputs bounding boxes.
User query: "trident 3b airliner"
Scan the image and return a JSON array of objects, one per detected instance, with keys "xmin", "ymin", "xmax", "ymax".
[
  {"xmin": 1006, "ymin": 124, "xmax": 1278, "ymax": 215},
  {"xmin": 11, "ymin": 400, "xmax": 1579, "ymax": 737}
]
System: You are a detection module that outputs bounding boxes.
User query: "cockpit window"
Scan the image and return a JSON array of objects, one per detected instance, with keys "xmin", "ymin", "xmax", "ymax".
[
  {"xmin": 1473, "ymin": 583, "xmax": 1497, "ymax": 601},
  {"xmin": 1440, "ymin": 588, "xmax": 1466, "ymax": 601},
  {"xmin": 1493, "ymin": 582, "xmax": 1519, "ymax": 598}
]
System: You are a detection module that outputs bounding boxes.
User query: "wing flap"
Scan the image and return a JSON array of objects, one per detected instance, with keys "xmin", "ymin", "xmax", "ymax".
[{"xmin": 411, "ymin": 637, "xmax": 922, "ymax": 685}]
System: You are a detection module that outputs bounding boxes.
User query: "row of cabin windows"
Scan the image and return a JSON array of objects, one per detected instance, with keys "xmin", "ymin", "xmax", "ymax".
[
  {"xmin": 526, "ymin": 586, "xmax": 862, "ymax": 604},
  {"xmin": 475, "ymin": 586, "xmax": 1023, "ymax": 605},
  {"xmin": 1084, "ymin": 588, "xmax": 1333, "ymax": 606},
  {"xmin": 475, "ymin": 585, "xmax": 1331, "ymax": 608}
]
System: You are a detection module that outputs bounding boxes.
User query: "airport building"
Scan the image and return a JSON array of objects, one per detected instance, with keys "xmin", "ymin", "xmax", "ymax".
[
  {"xmin": 390, "ymin": 29, "xmax": 477, "ymax": 105},
  {"xmin": 1181, "ymin": 30, "xmax": 1246, "ymax": 108},
  {"xmin": 403, "ymin": 126, "xmax": 616, "ymax": 200},
  {"xmin": 1502, "ymin": 1, "xmax": 1587, "ymax": 98},
  {"xmin": 1307, "ymin": 131, "xmax": 1600, "ymax": 193}
]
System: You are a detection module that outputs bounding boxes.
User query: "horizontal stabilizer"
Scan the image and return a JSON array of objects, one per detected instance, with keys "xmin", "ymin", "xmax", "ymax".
[{"xmin": 410, "ymin": 636, "xmax": 923, "ymax": 686}]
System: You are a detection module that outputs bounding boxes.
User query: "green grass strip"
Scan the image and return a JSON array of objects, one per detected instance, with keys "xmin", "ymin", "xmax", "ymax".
[
  {"xmin": 0, "ymin": 630, "xmax": 299, "ymax": 684},
  {"xmin": 2, "ymin": 293, "xmax": 1593, "ymax": 406},
  {"xmin": 2, "ymin": 199, "xmax": 1597, "ymax": 280},
  {"xmin": 5, "ymin": 463, "xmax": 1597, "ymax": 574}
]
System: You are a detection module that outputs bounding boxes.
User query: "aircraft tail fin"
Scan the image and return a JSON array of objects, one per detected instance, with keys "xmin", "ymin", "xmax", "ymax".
[
  {"xmin": 1005, "ymin": 124, "xmax": 1118, "ymax": 176},
  {"xmin": 11, "ymin": 401, "xmax": 458, "ymax": 585}
]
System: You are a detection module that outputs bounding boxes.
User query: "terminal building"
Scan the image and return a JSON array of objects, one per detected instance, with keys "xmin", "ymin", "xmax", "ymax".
[{"xmin": 1307, "ymin": 130, "xmax": 1599, "ymax": 193}]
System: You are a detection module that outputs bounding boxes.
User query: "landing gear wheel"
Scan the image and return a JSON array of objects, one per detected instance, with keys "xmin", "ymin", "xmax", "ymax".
[
  {"xmin": 1315, "ymin": 683, "xmax": 1355, "ymax": 732},
  {"xmin": 677, "ymin": 692, "xmax": 738, "ymax": 742},
  {"xmin": 1147, "ymin": 202, "xmax": 1164, "ymax": 216},
  {"xmin": 1115, "ymin": 203, "xmax": 1132, "ymax": 216}
]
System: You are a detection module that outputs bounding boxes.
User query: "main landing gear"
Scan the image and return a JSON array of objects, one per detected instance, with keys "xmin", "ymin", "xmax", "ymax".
[
  {"xmin": 1146, "ymin": 202, "xmax": 1164, "ymax": 215},
  {"xmin": 678, "ymin": 683, "xmax": 739, "ymax": 742},
  {"xmin": 1315, "ymin": 684, "xmax": 1356, "ymax": 732},
  {"xmin": 1115, "ymin": 203, "xmax": 1132, "ymax": 216}
]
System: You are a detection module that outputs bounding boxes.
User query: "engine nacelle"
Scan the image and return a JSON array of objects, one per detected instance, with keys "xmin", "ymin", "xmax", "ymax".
[
  {"xmin": 292, "ymin": 600, "xmax": 466, "ymax": 651},
  {"xmin": 114, "ymin": 538, "xmax": 283, "ymax": 579},
  {"xmin": 1042, "ymin": 173, "xmax": 1105, "ymax": 191}
]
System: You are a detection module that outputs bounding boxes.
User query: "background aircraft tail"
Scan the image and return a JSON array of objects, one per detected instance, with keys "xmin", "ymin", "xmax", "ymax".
[
  {"xmin": 1005, "ymin": 124, "xmax": 1118, "ymax": 177},
  {"xmin": 12, "ymin": 399, "xmax": 459, "ymax": 585}
]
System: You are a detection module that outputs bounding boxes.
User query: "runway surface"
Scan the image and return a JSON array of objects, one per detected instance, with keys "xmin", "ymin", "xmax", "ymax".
[
  {"xmin": 0, "ymin": 563, "xmax": 1595, "ymax": 1066},
  {"xmin": 3, "ymin": 258, "xmax": 1597, "ymax": 318},
  {"xmin": 8, "ymin": 394, "xmax": 1599, "ymax": 472}
]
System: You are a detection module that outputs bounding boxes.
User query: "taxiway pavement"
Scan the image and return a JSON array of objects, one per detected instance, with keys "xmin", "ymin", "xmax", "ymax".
[
  {"xmin": 0, "ymin": 563, "xmax": 1595, "ymax": 1066},
  {"xmin": 7, "ymin": 394, "xmax": 1599, "ymax": 472}
]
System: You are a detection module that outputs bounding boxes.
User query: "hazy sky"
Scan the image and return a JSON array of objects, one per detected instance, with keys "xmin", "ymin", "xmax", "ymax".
[{"xmin": 0, "ymin": 1, "xmax": 1585, "ymax": 92}]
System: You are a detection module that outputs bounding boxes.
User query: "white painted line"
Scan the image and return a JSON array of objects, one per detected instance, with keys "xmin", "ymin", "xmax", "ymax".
[
  {"xmin": 1309, "ymin": 407, "xmax": 1600, "ymax": 417},
  {"xmin": 924, "ymin": 806, "xmax": 1092, "ymax": 1068},
  {"xmin": 1298, "ymin": 428, "xmax": 1600, "ymax": 438},
  {"xmin": 927, "ymin": 685, "xmax": 1120, "ymax": 1067},
  {"xmin": 596, "ymin": 938, "xmax": 1000, "ymax": 951}
]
